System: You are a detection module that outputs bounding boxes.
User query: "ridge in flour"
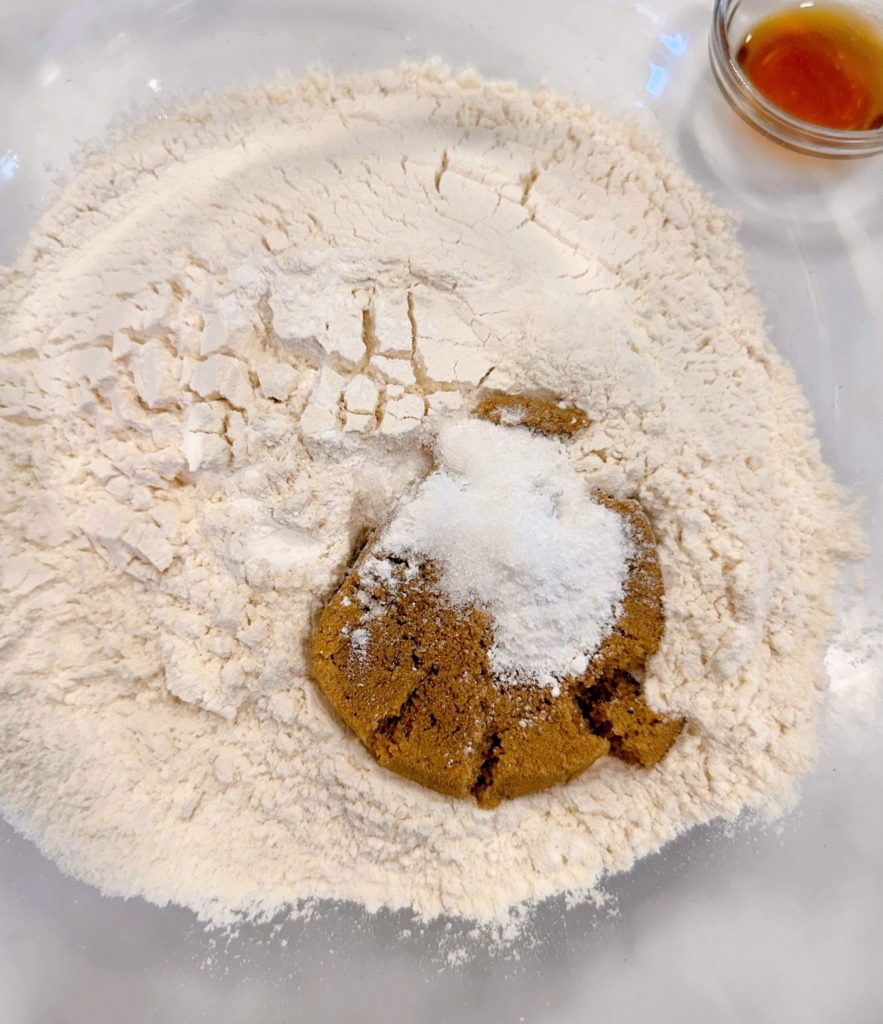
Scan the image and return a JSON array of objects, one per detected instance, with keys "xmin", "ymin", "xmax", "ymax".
[{"xmin": 0, "ymin": 63, "xmax": 861, "ymax": 931}]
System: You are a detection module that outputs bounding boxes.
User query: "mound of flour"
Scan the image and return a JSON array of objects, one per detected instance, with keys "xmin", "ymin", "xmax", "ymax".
[{"xmin": 0, "ymin": 64, "xmax": 858, "ymax": 928}]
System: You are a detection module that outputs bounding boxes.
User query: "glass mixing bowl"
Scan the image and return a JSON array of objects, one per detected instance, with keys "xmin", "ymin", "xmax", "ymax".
[{"xmin": 1, "ymin": 2, "xmax": 882, "ymax": 1023}]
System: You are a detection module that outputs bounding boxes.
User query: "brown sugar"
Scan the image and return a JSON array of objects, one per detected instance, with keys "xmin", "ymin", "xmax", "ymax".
[
  {"xmin": 583, "ymin": 671, "xmax": 684, "ymax": 768},
  {"xmin": 472, "ymin": 390, "xmax": 591, "ymax": 437},
  {"xmin": 309, "ymin": 396, "xmax": 684, "ymax": 807},
  {"xmin": 588, "ymin": 492, "xmax": 666, "ymax": 677}
]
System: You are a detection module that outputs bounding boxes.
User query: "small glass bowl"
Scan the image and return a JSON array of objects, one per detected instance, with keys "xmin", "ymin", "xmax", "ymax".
[{"xmin": 709, "ymin": 0, "xmax": 883, "ymax": 158}]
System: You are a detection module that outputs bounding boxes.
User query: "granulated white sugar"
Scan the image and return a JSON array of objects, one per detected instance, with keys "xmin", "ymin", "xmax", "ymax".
[
  {"xmin": 0, "ymin": 63, "xmax": 861, "ymax": 930},
  {"xmin": 363, "ymin": 417, "xmax": 633, "ymax": 691}
]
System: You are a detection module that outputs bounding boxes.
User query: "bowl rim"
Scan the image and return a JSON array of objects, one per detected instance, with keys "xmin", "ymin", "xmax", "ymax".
[{"xmin": 709, "ymin": 0, "xmax": 883, "ymax": 157}]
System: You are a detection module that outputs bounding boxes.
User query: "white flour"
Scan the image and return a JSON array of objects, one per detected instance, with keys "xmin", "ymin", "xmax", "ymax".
[
  {"xmin": 0, "ymin": 64, "xmax": 859, "ymax": 930},
  {"xmin": 364, "ymin": 417, "xmax": 633, "ymax": 690}
]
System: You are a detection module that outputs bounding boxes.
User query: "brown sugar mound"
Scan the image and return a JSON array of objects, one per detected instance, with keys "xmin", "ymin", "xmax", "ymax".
[
  {"xmin": 311, "ymin": 556, "xmax": 613, "ymax": 805},
  {"xmin": 309, "ymin": 396, "xmax": 684, "ymax": 807}
]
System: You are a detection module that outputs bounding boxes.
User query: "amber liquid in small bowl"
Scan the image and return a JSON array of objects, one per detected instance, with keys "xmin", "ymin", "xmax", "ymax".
[{"xmin": 736, "ymin": 3, "xmax": 883, "ymax": 131}]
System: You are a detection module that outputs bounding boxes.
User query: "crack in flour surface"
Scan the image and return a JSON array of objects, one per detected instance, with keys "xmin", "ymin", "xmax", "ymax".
[{"xmin": 0, "ymin": 64, "xmax": 858, "ymax": 930}]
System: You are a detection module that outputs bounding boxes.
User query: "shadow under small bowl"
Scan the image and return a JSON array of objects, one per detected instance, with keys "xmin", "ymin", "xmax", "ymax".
[{"xmin": 710, "ymin": 0, "xmax": 883, "ymax": 158}]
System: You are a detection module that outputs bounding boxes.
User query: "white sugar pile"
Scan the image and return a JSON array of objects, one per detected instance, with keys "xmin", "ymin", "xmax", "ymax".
[{"xmin": 365, "ymin": 418, "xmax": 632, "ymax": 691}]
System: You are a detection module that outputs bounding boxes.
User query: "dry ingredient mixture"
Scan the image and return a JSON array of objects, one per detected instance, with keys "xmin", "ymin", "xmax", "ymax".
[
  {"xmin": 0, "ymin": 64, "xmax": 859, "ymax": 930},
  {"xmin": 311, "ymin": 401, "xmax": 681, "ymax": 805}
]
